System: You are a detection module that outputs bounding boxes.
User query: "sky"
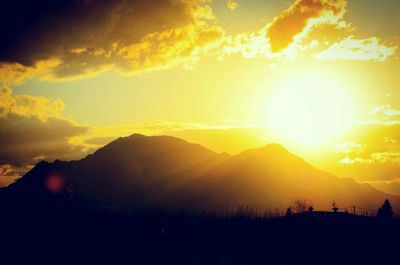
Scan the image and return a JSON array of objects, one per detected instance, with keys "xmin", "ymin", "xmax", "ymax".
[{"xmin": 0, "ymin": 0, "xmax": 400, "ymax": 194}]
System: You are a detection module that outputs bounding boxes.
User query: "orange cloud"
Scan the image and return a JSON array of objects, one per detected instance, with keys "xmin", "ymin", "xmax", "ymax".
[{"xmin": 266, "ymin": 0, "xmax": 347, "ymax": 53}]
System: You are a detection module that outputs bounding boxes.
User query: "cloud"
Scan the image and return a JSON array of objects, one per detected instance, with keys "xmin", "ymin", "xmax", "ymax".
[
  {"xmin": 217, "ymin": 0, "xmax": 350, "ymax": 61},
  {"xmin": 0, "ymin": 114, "xmax": 87, "ymax": 166},
  {"xmin": 0, "ymin": 86, "xmax": 89, "ymax": 186},
  {"xmin": 266, "ymin": 0, "xmax": 347, "ymax": 53},
  {"xmin": 1, "ymin": 0, "xmax": 396, "ymax": 84},
  {"xmin": 0, "ymin": 0, "xmax": 223, "ymax": 83},
  {"xmin": 0, "ymin": 86, "xmax": 65, "ymax": 121},
  {"xmin": 369, "ymin": 105, "xmax": 400, "ymax": 124},
  {"xmin": 0, "ymin": 59, "xmax": 62, "ymax": 85},
  {"xmin": 219, "ymin": 27, "xmax": 321, "ymax": 61},
  {"xmin": 321, "ymin": 105, "xmax": 400, "ymax": 183},
  {"xmin": 226, "ymin": 0, "xmax": 239, "ymax": 11},
  {"xmin": 337, "ymin": 153, "xmax": 400, "ymax": 183},
  {"xmin": 340, "ymin": 152, "xmax": 400, "ymax": 166},
  {"xmin": 331, "ymin": 122, "xmax": 400, "ymax": 182},
  {"xmin": 0, "ymin": 164, "xmax": 21, "ymax": 187},
  {"xmin": 315, "ymin": 36, "xmax": 397, "ymax": 62},
  {"xmin": 217, "ymin": 0, "xmax": 396, "ymax": 63}
]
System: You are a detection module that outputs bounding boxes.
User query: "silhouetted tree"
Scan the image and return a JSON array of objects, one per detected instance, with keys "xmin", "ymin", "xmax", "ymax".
[
  {"xmin": 377, "ymin": 199, "xmax": 393, "ymax": 221},
  {"xmin": 286, "ymin": 207, "xmax": 292, "ymax": 216},
  {"xmin": 293, "ymin": 199, "xmax": 310, "ymax": 213}
]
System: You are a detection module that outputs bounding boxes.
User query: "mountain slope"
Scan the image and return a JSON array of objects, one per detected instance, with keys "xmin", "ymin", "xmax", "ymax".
[
  {"xmin": 159, "ymin": 143, "xmax": 399, "ymax": 211},
  {"xmin": 1, "ymin": 134, "xmax": 398, "ymax": 212}
]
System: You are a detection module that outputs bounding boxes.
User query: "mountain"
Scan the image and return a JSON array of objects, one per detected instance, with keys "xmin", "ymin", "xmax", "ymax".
[{"xmin": 1, "ymin": 134, "xmax": 398, "ymax": 212}]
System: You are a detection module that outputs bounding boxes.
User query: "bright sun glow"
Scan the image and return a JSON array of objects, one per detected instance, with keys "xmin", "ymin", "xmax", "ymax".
[{"xmin": 266, "ymin": 72, "xmax": 355, "ymax": 146}]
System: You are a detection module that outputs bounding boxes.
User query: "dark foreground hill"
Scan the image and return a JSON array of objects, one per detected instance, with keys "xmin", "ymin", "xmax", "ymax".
[
  {"xmin": 1, "ymin": 133, "xmax": 399, "ymax": 212},
  {"xmin": 1, "ymin": 202, "xmax": 399, "ymax": 264}
]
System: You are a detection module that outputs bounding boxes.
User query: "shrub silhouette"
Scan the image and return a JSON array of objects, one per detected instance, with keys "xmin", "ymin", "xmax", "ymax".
[{"xmin": 293, "ymin": 199, "xmax": 309, "ymax": 213}]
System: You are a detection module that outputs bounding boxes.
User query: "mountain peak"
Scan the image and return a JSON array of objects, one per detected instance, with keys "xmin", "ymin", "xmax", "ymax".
[
  {"xmin": 261, "ymin": 143, "xmax": 290, "ymax": 153},
  {"xmin": 115, "ymin": 133, "xmax": 186, "ymax": 144},
  {"xmin": 239, "ymin": 143, "xmax": 291, "ymax": 158},
  {"xmin": 127, "ymin": 133, "xmax": 147, "ymax": 139},
  {"xmin": 88, "ymin": 133, "xmax": 218, "ymax": 173}
]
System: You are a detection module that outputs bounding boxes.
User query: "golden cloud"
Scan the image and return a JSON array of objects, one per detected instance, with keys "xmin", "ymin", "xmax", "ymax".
[
  {"xmin": 116, "ymin": 22, "xmax": 223, "ymax": 75},
  {"xmin": 0, "ymin": 59, "xmax": 62, "ymax": 85},
  {"xmin": 340, "ymin": 153, "xmax": 400, "ymax": 166},
  {"xmin": 315, "ymin": 36, "xmax": 397, "ymax": 62},
  {"xmin": 266, "ymin": 0, "xmax": 348, "ymax": 53},
  {"xmin": 217, "ymin": 0, "xmax": 350, "ymax": 61},
  {"xmin": 329, "ymin": 121, "xmax": 400, "ymax": 182},
  {"xmin": 226, "ymin": 0, "xmax": 239, "ymax": 11},
  {"xmin": 0, "ymin": 86, "xmax": 65, "ymax": 122}
]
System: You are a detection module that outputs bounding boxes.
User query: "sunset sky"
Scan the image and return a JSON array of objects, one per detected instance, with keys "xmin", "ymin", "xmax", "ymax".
[{"xmin": 0, "ymin": 0, "xmax": 399, "ymax": 194}]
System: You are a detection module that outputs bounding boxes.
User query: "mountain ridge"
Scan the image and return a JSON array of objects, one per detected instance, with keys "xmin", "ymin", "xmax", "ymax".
[{"xmin": 1, "ymin": 134, "xmax": 398, "ymax": 212}]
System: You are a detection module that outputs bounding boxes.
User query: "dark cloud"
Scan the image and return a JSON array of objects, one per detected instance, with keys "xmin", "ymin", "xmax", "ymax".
[
  {"xmin": 0, "ymin": 0, "xmax": 191, "ymax": 65},
  {"xmin": 0, "ymin": 86, "xmax": 89, "ymax": 181},
  {"xmin": 0, "ymin": 0, "xmax": 221, "ymax": 80},
  {"xmin": 0, "ymin": 114, "xmax": 88, "ymax": 167}
]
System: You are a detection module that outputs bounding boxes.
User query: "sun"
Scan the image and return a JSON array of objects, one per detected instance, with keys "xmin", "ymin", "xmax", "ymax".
[{"xmin": 266, "ymin": 72, "xmax": 355, "ymax": 146}]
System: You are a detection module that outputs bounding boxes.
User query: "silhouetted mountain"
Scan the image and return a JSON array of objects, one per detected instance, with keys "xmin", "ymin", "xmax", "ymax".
[{"xmin": 1, "ymin": 134, "xmax": 399, "ymax": 212}]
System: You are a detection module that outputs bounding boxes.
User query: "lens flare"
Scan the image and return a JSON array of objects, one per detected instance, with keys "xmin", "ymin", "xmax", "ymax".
[{"xmin": 45, "ymin": 174, "xmax": 65, "ymax": 194}]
